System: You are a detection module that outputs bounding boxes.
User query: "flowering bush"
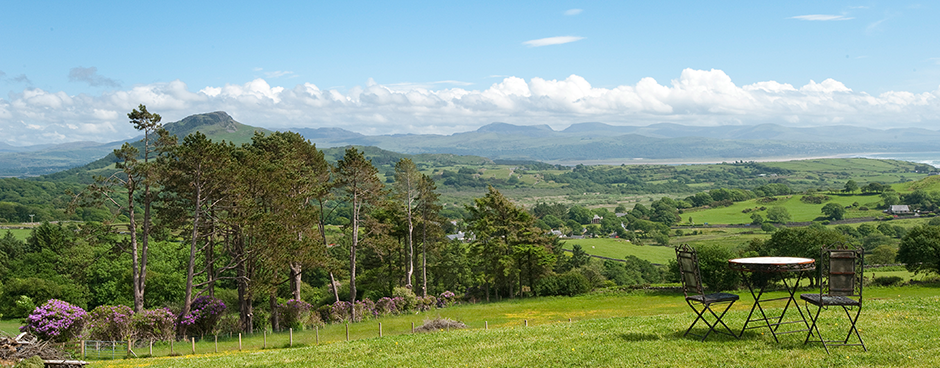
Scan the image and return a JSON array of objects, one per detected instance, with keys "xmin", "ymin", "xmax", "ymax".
[
  {"xmin": 132, "ymin": 308, "xmax": 175, "ymax": 342},
  {"xmin": 375, "ymin": 297, "xmax": 404, "ymax": 316},
  {"xmin": 415, "ymin": 296, "xmax": 437, "ymax": 312},
  {"xmin": 178, "ymin": 296, "xmax": 226, "ymax": 336},
  {"xmin": 391, "ymin": 287, "xmax": 418, "ymax": 311},
  {"xmin": 277, "ymin": 299, "xmax": 320, "ymax": 330},
  {"xmin": 86, "ymin": 305, "xmax": 134, "ymax": 341},
  {"xmin": 21, "ymin": 299, "xmax": 86, "ymax": 342},
  {"xmin": 353, "ymin": 299, "xmax": 375, "ymax": 322},
  {"xmin": 328, "ymin": 301, "xmax": 352, "ymax": 323},
  {"xmin": 437, "ymin": 291, "xmax": 458, "ymax": 308}
]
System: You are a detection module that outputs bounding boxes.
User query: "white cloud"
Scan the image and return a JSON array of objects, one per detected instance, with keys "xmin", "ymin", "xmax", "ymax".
[
  {"xmin": 1, "ymin": 69, "xmax": 940, "ymax": 145},
  {"xmin": 564, "ymin": 9, "xmax": 582, "ymax": 16},
  {"xmin": 523, "ymin": 36, "xmax": 585, "ymax": 47},
  {"xmin": 790, "ymin": 14, "xmax": 854, "ymax": 21}
]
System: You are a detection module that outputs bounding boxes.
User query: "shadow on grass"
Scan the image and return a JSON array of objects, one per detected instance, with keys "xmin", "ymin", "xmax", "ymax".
[{"xmin": 617, "ymin": 332, "xmax": 662, "ymax": 342}]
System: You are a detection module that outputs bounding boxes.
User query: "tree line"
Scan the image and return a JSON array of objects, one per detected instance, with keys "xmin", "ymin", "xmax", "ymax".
[{"xmin": 0, "ymin": 105, "xmax": 664, "ymax": 336}]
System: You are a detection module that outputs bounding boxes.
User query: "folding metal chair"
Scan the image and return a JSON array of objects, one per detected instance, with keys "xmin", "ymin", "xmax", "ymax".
[
  {"xmin": 675, "ymin": 244, "xmax": 739, "ymax": 341},
  {"xmin": 800, "ymin": 243, "xmax": 867, "ymax": 354}
]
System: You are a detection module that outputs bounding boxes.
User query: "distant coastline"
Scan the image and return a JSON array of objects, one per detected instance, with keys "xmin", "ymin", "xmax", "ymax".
[{"xmin": 548, "ymin": 153, "xmax": 867, "ymax": 166}]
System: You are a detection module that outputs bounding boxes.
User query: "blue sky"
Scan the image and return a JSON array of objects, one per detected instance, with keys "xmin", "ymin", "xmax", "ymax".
[{"xmin": 1, "ymin": 1, "xmax": 939, "ymax": 145}]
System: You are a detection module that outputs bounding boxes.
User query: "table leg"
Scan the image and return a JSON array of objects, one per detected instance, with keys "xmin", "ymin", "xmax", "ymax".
[{"xmin": 740, "ymin": 272, "xmax": 779, "ymax": 343}]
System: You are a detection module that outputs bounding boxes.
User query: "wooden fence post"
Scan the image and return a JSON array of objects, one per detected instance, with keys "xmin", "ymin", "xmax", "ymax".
[
  {"xmin": 170, "ymin": 339, "xmax": 174, "ymax": 355},
  {"xmin": 379, "ymin": 322, "xmax": 383, "ymax": 337},
  {"xmin": 80, "ymin": 340, "xmax": 85, "ymax": 360},
  {"xmin": 290, "ymin": 328, "xmax": 293, "ymax": 347},
  {"xmin": 238, "ymin": 333, "xmax": 242, "ymax": 350},
  {"xmin": 149, "ymin": 340, "xmax": 153, "ymax": 356},
  {"xmin": 263, "ymin": 330, "xmax": 266, "ymax": 349},
  {"xmin": 485, "ymin": 321, "xmax": 488, "ymax": 330},
  {"xmin": 411, "ymin": 322, "xmax": 415, "ymax": 334},
  {"xmin": 191, "ymin": 337, "xmax": 195, "ymax": 354},
  {"xmin": 525, "ymin": 319, "xmax": 528, "ymax": 327},
  {"xmin": 316, "ymin": 326, "xmax": 319, "ymax": 345},
  {"xmin": 345, "ymin": 323, "xmax": 349, "ymax": 341},
  {"xmin": 215, "ymin": 335, "xmax": 218, "ymax": 353}
]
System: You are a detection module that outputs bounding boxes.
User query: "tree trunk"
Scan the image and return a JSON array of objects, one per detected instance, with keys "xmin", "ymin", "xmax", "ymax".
[
  {"xmin": 180, "ymin": 184, "xmax": 202, "ymax": 328},
  {"xmin": 289, "ymin": 262, "xmax": 302, "ymax": 300},
  {"xmin": 128, "ymin": 184, "xmax": 143, "ymax": 312},
  {"xmin": 421, "ymin": 216, "xmax": 428, "ymax": 297},
  {"xmin": 269, "ymin": 292, "xmax": 279, "ymax": 332}
]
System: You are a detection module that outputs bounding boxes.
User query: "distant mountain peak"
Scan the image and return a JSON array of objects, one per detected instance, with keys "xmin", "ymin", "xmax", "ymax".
[
  {"xmin": 166, "ymin": 111, "xmax": 239, "ymax": 134},
  {"xmin": 475, "ymin": 122, "xmax": 556, "ymax": 137}
]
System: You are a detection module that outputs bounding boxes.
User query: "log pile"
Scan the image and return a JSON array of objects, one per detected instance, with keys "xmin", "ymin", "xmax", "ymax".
[{"xmin": 0, "ymin": 333, "xmax": 86, "ymax": 367}]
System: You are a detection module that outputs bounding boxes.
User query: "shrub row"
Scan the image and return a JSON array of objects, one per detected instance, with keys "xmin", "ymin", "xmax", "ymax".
[
  {"xmin": 316, "ymin": 289, "xmax": 459, "ymax": 324},
  {"xmin": 21, "ymin": 298, "xmax": 215, "ymax": 343}
]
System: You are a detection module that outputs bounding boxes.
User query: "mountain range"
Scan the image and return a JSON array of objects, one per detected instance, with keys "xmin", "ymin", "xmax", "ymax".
[{"xmin": 4, "ymin": 111, "xmax": 940, "ymax": 177}]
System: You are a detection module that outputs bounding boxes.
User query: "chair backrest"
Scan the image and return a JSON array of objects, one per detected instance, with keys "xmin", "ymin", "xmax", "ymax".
[
  {"xmin": 820, "ymin": 243, "xmax": 864, "ymax": 300},
  {"xmin": 676, "ymin": 244, "xmax": 704, "ymax": 297}
]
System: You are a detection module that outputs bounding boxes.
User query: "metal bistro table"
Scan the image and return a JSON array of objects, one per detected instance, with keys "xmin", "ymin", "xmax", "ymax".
[{"xmin": 728, "ymin": 256, "xmax": 815, "ymax": 342}]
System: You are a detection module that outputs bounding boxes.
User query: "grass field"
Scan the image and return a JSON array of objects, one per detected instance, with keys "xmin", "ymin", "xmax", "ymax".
[
  {"xmin": 560, "ymin": 238, "xmax": 676, "ymax": 264},
  {"xmin": 0, "ymin": 228, "xmax": 32, "ymax": 241},
  {"xmin": 683, "ymin": 193, "xmax": 887, "ymax": 226},
  {"xmin": 79, "ymin": 283, "xmax": 940, "ymax": 368}
]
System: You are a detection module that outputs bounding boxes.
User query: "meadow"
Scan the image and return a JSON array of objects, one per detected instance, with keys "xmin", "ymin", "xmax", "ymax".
[{"xmin": 73, "ymin": 284, "xmax": 940, "ymax": 368}]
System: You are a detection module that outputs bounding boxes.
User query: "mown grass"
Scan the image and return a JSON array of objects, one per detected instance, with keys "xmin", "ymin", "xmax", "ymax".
[{"xmin": 89, "ymin": 284, "xmax": 940, "ymax": 368}]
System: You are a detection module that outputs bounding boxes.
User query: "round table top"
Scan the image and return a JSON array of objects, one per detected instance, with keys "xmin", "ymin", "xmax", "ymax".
[
  {"xmin": 728, "ymin": 257, "xmax": 815, "ymax": 265},
  {"xmin": 728, "ymin": 256, "xmax": 815, "ymax": 272}
]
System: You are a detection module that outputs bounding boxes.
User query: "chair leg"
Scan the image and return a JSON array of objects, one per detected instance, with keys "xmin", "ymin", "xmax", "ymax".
[
  {"xmin": 706, "ymin": 300, "xmax": 739, "ymax": 339},
  {"xmin": 684, "ymin": 300, "xmax": 709, "ymax": 340},
  {"xmin": 841, "ymin": 306, "xmax": 867, "ymax": 352},
  {"xmin": 685, "ymin": 300, "xmax": 738, "ymax": 341},
  {"xmin": 803, "ymin": 301, "xmax": 830, "ymax": 355}
]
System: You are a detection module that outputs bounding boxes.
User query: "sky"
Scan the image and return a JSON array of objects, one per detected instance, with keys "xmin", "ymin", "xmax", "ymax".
[{"xmin": 1, "ymin": 1, "xmax": 939, "ymax": 146}]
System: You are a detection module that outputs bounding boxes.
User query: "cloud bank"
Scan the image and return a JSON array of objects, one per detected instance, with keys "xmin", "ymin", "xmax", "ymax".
[{"xmin": 1, "ymin": 68, "xmax": 939, "ymax": 145}]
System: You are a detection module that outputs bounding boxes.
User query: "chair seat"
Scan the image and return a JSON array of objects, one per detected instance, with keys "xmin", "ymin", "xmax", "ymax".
[
  {"xmin": 687, "ymin": 292, "xmax": 739, "ymax": 304},
  {"xmin": 800, "ymin": 293, "xmax": 860, "ymax": 306}
]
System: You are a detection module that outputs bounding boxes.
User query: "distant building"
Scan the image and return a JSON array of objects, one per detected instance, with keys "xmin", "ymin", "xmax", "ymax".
[
  {"xmin": 592, "ymin": 214, "xmax": 603, "ymax": 224},
  {"xmin": 446, "ymin": 231, "xmax": 465, "ymax": 241},
  {"xmin": 888, "ymin": 205, "xmax": 912, "ymax": 215}
]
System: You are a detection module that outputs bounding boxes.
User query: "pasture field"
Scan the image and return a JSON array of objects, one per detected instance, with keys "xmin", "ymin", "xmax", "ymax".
[
  {"xmin": 684, "ymin": 193, "xmax": 887, "ymax": 225},
  {"xmin": 85, "ymin": 284, "xmax": 940, "ymax": 368},
  {"xmin": 560, "ymin": 238, "xmax": 675, "ymax": 265},
  {"xmin": 0, "ymin": 228, "xmax": 32, "ymax": 241}
]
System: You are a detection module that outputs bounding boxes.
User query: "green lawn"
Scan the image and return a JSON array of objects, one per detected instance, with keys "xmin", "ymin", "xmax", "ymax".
[{"xmin": 86, "ymin": 284, "xmax": 940, "ymax": 368}]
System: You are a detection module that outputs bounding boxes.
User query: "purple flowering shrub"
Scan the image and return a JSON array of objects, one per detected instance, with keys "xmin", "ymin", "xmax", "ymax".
[
  {"xmin": 391, "ymin": 287, "xmax": 418, "ymax": 311},
  {"xmin": 178, "ymin": 296, "xmax": 226, "ymax": 336},
  {"xmin": 328, "ymin": 301, "xmax": 352, "ymax": 323},
  {"xmin": 415, "ymin": 296, "xmax": 437, "ymax": 312},
  {"xmin": 86, "ymin": 305, "xmax": 134, "ymax": 341},
  {"xmin": 276, "ymin": 299, "xmax": 321, "ymax": 330},
  {"xmin": 132, "ymin": 308, "xmax": 175, "ymax": 342},
  {"xmin": 375, "ymin": 297, "xmax": 404, "ymax": 316},
  {"xmin": 20, "ymin": 299, "xmax": 86, "ymax": 342},
  {"xmin": 352, "ymin": 299, "xmax": 375, "ymax": 322},
  {"xmin": 437, "ymin": 291, "xmax": 458, "ymax": 308}
]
